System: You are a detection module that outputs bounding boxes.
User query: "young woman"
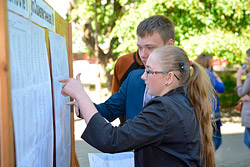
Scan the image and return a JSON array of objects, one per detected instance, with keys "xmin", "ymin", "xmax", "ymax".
[
  {"xmin": 196, "ymin": 53, "xmax": 225, "ymax": 151},
  {"xmin": 60, "ymin": 46, "xmax": 215, "ymax": 167},
  {"xmin": 236, "ymin": 49, "xmax": 250, "ymax": 149}
]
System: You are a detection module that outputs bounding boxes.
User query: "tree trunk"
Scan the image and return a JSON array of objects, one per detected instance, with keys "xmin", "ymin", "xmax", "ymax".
[{"xmin": 68, "ymin": 0, "xmax": 122, "ymax": 90}]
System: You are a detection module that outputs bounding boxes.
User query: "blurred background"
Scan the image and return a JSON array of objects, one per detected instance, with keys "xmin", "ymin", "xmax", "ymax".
[{"xmin": 47, "ymin": 0, "xmax": 250, "ymax": 110}]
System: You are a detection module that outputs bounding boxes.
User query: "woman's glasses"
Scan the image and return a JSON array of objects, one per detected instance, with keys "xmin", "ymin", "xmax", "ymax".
[{"xmin": 145, "ymin": 69, "xmax": 180, "ymax": 80}]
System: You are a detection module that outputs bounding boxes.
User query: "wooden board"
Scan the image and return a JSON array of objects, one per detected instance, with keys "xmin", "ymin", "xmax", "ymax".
[{"xmin": 0, "ymin": 0, "xmax": 78, "ymax": 166}]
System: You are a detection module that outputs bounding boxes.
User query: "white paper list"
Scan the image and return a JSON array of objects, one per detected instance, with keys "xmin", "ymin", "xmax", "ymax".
[
  {"xmin": 88, "ymin": 152, "xmax": 134, "ymax": 167},
  {"xmin": 49, "ymin": 31, "xmax": 71, "ymax": 167},
  {"xmin": 8, "ymin": 11, "xmax": 53, "ymax": 167}
]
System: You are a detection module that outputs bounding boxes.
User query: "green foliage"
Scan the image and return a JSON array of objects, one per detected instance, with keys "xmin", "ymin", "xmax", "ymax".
[
  {"xmin": 69, "ymin": 0, "xmax": 138, "ymax": 53},
  {"xmin": 217, "ymin": 70, "xmax": 239, "ymax": 108},
  {"xmin": 112, "ymin": 0, "xmax": 250, "ymax": 63},
  {"xmin": 181, "ymin": 29, "xmax": 250, "ymax": 65},
  {"xmin": 69, "ymin": 0, "xmax": 250, "ymax": 76}
]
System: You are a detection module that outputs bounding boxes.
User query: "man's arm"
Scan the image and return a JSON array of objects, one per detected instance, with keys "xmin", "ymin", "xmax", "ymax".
[
  {"xmin": 75, "ymin": 75, "xmax": 128, "ymax": 121},
  {"xmin": 95, "ymin": 72, "xmax": 132, "ymax": 122}
]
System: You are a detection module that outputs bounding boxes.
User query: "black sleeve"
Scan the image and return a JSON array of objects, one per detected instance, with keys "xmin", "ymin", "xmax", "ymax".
[{"xmin": 81, "ymin": 100, "xmax": 169, "ymax": 153}]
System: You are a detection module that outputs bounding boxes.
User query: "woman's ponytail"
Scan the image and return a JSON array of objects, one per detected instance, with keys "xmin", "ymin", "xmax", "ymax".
[{"xmin": 187, "ymin": 62, "xmax": 216, "ymax": 167}]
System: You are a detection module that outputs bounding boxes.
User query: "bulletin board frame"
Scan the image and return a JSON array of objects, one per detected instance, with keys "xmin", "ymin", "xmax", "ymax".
[
  {"xmin": 0, "ymin": 0, "xmax": 16, "ymax": 166},
  {"xmin": 0, "ymin": 0, "xmax": 78, "ymax": 166}
]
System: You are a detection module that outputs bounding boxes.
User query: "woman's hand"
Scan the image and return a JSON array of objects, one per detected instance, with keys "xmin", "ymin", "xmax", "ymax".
[
  {"xmin": 60, "ymin": 73, "xmax": 83, "ymax": 100},
  {"xmin": 242, "ymin": 95, "xmax": 250, "ymax": 102},
  {"xmin": 237, "ymin": 66, "xmax": 247, "ymax": 76},
  {"xmin": 236, "ymin": 66, "xmax": 247, "ymax": 87},
  {"xmin": 60, "ymin": 73, "xmax": 98, "ymax": 124}
]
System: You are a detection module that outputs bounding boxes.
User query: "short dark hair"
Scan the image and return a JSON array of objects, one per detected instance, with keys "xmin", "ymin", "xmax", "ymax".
[
  {"xmin": 136, "ymin": 15, "xmax": 175, "ymax": 44},
  {"xmin": 246, "ymin": 49, "xmax": 250, "ymax": 56}
]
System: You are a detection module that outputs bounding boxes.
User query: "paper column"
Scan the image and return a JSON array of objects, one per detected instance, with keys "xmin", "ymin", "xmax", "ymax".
[
  {"xmin": 49, "ymin": 31, "xmax": 71, "ymax": 167},
  {"xmin": 8, "ymin": 12, "xmax": 53, "ymax": 167}
]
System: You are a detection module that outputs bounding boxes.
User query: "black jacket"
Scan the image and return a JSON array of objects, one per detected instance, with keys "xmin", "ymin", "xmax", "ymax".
[{"xmin": 82, "ymin": 87, "xmax": 204, "ymax": 167}]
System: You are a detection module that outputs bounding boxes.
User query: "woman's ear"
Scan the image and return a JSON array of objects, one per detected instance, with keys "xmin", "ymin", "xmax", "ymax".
[{"xmin": 165, "ymin": 72, "xmax": 175, "ymax": 86}]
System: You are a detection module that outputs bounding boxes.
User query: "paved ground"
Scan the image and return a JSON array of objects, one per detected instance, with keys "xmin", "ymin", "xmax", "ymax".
[
  {"xmin": 215, "ymin": 133, "xmax": 250, "ymax": 167},
  {"xmin": 74, "ymin": 119, "xmax": 250, "ymax": 167}
]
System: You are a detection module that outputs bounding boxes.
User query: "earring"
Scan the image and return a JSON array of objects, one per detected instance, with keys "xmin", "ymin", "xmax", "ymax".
[{"xmin": 166, "ymin": 83, "xmax": 168, "ymax": 86}]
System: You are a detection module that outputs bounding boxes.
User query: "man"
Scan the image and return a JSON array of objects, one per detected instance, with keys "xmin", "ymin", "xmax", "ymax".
[
  {"xmin": 111, "ymin": 51, "xmax": 143, "ymax": 123},
  {"xmin": 95, "ymin": 15, "xmax": 175, "ymax": 122},
  {"xmin": 112, "ymin": 15, "xmax": 174, "ymax": 93}
]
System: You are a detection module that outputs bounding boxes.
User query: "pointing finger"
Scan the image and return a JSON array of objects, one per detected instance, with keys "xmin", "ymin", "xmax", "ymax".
[
  {"xmin": 59, "ymin": 78, "xmax": 69, "ymax": 83},
  {"xmin": 76, "ymin": 73, "xmax": 81, "ymax": 81}
]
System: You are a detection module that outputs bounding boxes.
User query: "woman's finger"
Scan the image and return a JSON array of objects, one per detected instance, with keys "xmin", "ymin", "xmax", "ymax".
[
  {"xmin": 75, "ymin": 105, "xmax": 80, "ymax": 117},
  {"xmin": 66, "ymin": 101, "xmax": 76, "ymax": 106},
  {"xmin": 59, "ymin": 78, "xmax": 69, "ymax": 83},
  {"xmin": 66, "ymin": 101, "xmax": 80, "ymax": 117},
  {"xmin": 76, "ymin": 73, "xmax": 81, "ymax": 81},
  {"xmin": 61, "ymin": 90, "xmax": 68, "ymax": 97}
]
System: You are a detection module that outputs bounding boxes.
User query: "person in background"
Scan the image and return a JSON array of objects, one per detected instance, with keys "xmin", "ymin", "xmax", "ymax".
[
  {"xmin": 236, "ymin": 48, "xmax": 250, "ymax": 149},
  {"xmin": 196, "ymin": 53, "xmax": 225, "ymax": 150},
  {"xmin": 110, "ymin": 15, "xmax": 175, "ymax": 124},
  {"xmin": 61, "ymin": 46, "xmax": 216, "ymax": 167}
]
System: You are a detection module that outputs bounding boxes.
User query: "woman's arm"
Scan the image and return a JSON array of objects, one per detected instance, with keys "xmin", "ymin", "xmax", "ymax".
[
  {"xmin": 211, "ymin": 71, "xmax": 225, "ymax": 93},
  {"xmin": 82, "ymin": 101, "xmax": 167, "ymax": 153},
  {"xmin": 212, "ymin": 71, "xmax": 223, "ymax": 83},
  {"xmin": 60, "ymin": 73, "xmax": 97, "ymax": 124},
  {"xmin": 236, "ymin": 68, "xmax": 250, "ymax": 97},
  {"xmin": 236, "ymin": 67, "xmax": 246, "ymax": 87}
]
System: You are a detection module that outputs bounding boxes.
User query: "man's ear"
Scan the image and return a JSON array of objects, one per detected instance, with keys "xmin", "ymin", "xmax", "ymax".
[{"xmin": 167, "ymin": 39, "xmax": 174, "ymax": 46}]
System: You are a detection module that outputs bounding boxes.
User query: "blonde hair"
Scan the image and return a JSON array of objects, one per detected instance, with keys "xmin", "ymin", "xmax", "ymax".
[
  {"xmin": 153, "ymin": 46, "xmax": 215, "ymax": 167},
  {"xmin": 196, "ymin": 53, "xmax": 212, "ymax": 69}
]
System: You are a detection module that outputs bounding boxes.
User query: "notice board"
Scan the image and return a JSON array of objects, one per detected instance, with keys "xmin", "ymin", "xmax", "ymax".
[{"xmin": 0, "ymin": 0, "xmax": 78, "ymax": 166}]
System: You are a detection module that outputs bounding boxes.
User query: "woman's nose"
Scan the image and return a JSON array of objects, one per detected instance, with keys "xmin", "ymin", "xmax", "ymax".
[{"xmin": 141, "ymin": 71, "xmax": 147, "ymax": 80}]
